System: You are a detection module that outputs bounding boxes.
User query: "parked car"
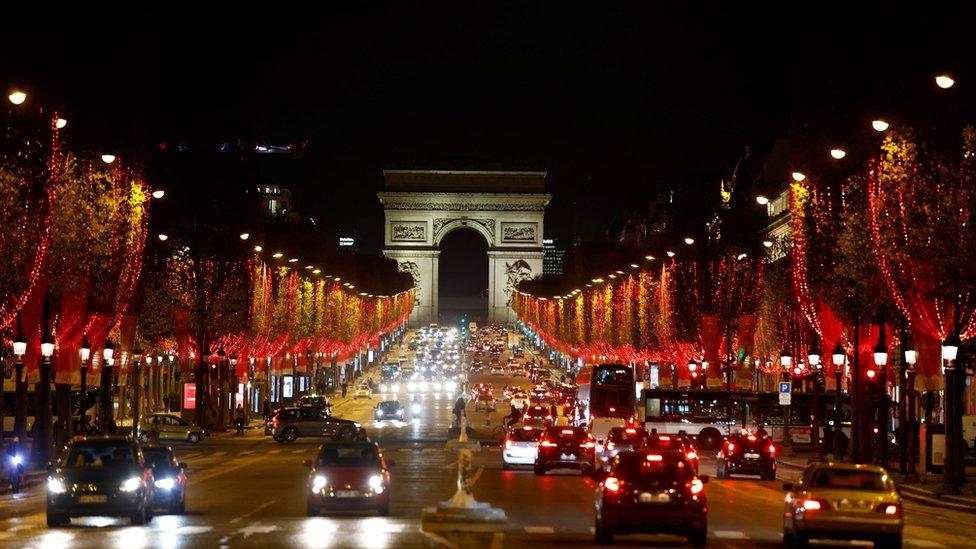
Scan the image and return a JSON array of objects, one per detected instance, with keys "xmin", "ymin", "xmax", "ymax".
[
  {"xmin": 139, "ymin": 413, "xmax": 207, "ymax": 444},
  {"xmin": 271, "ymin": 407, "xmax": 360, "ymax": 443},
  {"xmin": 46, "ymin": 436, "xmax": 155, "ymax": 527},
  {"xmin": 141, "ymin": 445, "xmax": 187, "ymax": 514},
  {"xmin": 304, "ymin": 441, "xmax": 395, "ymax": 516},
  {"xmin": 783, "ymin": 463, "xmax": 903, "ymax": 547}
]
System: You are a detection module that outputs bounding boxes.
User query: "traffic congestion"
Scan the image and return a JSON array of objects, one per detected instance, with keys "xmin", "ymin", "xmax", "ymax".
[{"xmin": 0, "ymin": 322, "xmax": 972, "ymax": 547}]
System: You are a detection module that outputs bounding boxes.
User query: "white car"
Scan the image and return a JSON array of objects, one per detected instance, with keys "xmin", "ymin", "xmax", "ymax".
[
  {"xmin": 490, "ymin": 367, "xmax": 505, "ymax": 376},
  {"xmin": 353, "ymin": 384, "xmax": 372, "ymax": 399},
  {"xmin": 502, "ymin": 426, "xmax": 543, "ymax": 469},
  {"xmin": 510, "ymin": 393, "xmax": 528, "ymax": 410}
]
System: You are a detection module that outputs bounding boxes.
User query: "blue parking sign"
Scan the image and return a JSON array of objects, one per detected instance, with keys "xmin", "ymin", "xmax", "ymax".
[{"xmin": 779, "ymin": 381, "xmax": 791, "ymax": 394}]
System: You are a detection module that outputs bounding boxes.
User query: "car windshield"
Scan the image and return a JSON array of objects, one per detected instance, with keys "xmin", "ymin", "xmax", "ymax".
[
  {"xmin": 809, "ymin": 469, "xmax": 891, "ymax": 491},
  {"xmin": 379, "ymin": 402, "xmax": 400, "ymax": 411},
  {"xmin": 318, "ymin": 444, "xmax": 381, "ymax": 468},
  {"xmin": 609, "ymin": 429, "xmax": 643, "ymax": 443},
  {"xmin": 141, "ymin": 448, "xmax": 173, "ymax": 468},
  {"xmin": 614, "ymin": 454, "xmax": 693, "ymax": 480},
  {"xmin": 63, "ymin": 443, "xmax": 135, "ymax": 469}
]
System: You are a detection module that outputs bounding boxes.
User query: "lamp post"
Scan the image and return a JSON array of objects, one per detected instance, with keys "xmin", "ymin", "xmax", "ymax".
[
  {"xmin": 940, "ymin": 332, "xmax": 962, "ymax": 487},
  {"xmin": 98, "ymin": 340, "xmax": 115, "ymax": 434},
  {"xmin": 12, "ymin": 326, "xmax": 27, "ymax": 440},
  {"xmin": 903, "ymin": 338, "xmax": 918, "ymax": 481},
  {"xmin": 780, "ymin": 349, "xmax": 793, "ymax": 447},
  {"xmin": 131, "ymin": 348, "xmax": 143, "ymax": 440},
  {"xmin": 687, "ymin": 359, "xmax": 698, "ymax": 389},
  {"xmin": 216, "ymin": 348, "xmax": 227, "ymax": 430},
  {"xmin": 229, "ymin": 355, "xmax": 238, "ymax": 423},
  {"xmin": 79, "ymin": 337, "xmax": 91, "ymax": 435},
  {"xmin": 831, "ymin": 341, "xmax": 846, "ymax": 460},
  {"xmin": 808, "ymin": 343, "xmax": 823, "ymax": 461},
  {"xmin": 305, "ymin": 349, "xmax": 313, "ymax": 398},
  {"xmin": 35, "ymin": 330, "xmax": 55, "ymax": 466},
  {"xmin": 872, "ymin": 331, "xmax": 889, "ymax": 466}
]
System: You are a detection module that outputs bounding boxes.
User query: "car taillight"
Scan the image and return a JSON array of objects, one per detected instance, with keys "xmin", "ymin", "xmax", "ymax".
[
  {"xmin": 658, "ymin": 435, "xmax": 671, "ymax": 441},
  {"xmin": 540, "ymin": 440, "xmax": 557, "ymax": 447},
  {"xmin": 646, "ymin": 454, "xmax": 663, "ymax": 462},
  {"xmin": 625, "ymin": 428, "xmax": 636, "ymax": 434},
  {"xmin": 801, "ymin": 499, "xmax": 827, "ymax": 511},
  {"xmin": 877, "ymin": 503, "xmax": 901, "ymax": 516},
  {"xmin": 581, "ymin": 441, "xmax": 595, "ymax": 449},
  {"xmin": 505, "ymin": 440, "xmax": 512, "ymax": 449},
  {"xmin": 604, "ymin": 477, "xmax": 621, "ymax": 492},
  {"xmin": 690, "ymin": 478, "xmax": 704, "ymax": 494},
  {"xmin": 561, "ymin": 429, "xmax": 575, "ymax": 435},
  {"xmin": 768, "ymin": 444, "xmax": 776, "ymax": 455},
  {"xmin": 686, "ymin": 451, "xmax": 698, "ymax": 460},
  {"xmin": 726, "ymin": 442, "xmax": 735, "ymax": 452}
]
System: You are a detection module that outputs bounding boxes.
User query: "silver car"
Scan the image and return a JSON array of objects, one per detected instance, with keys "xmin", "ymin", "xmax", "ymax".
[
  {"xmin": 783, "ymin": 463, "xmax": 903, "ymax": 548},
  {"xmin": 271, "ymin": 407, "xmax": 360, "ymax": 443}
]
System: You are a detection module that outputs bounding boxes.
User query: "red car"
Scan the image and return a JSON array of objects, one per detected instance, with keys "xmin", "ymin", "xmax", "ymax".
[
  {"xmin": 304, "ymin": 441, "xmax": 394, "ymax": 516},
  {"xmin": 535, "ymin": 426, "xmax": 596, "ymax": 475}
]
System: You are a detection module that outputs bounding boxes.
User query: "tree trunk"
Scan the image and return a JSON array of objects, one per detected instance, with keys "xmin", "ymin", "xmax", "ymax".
[
  {"xmin": 98, "ymin": 362, "xmax": 114, "ymax": 434},
  {"xmin": 54, "ymin": 383, "xmax": 72, "ymax": 448},
  {"xmin": 14, "ymin": 362, "xmax": 26, "ymax": 439},
  {"xmin": 850, "ymin": 320, "xmax": 861, "ymax": 463}
]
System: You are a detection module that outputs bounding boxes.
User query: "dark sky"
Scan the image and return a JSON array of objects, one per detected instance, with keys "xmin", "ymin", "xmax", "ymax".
[{"xmin": 3, "ymin": 2, "xmax": 973, "ymax": 251}]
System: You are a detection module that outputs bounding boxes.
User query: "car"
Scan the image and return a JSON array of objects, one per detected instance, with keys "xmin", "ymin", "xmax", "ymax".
[
  {"xmin": 523, "ymin": 405, "xmax": 552, "ymax": 427},
  {"xmin": 715, "ymin": 431, "xmax": 776, "ymax": 480},
  {"xmin": 374, "ymin": 400, "xmax": 405, "ymax": 422},
  {"xmin": 305, "ymin": 441, "xmax": 395, "ymax": 516},
  {"xmin": 46, "ymin": 436, "xmax": 155, "ymax": 527},
  {"xmin": 534, "ymin": 426, "xmax": 596, "ymax": 475},
  {"xmin": 139, "ymin": 413, "xmax": 207, "ymax": 444},
  {"xmin": 595, "ymin": 450, "xmax": 709, "ymax": 546},
  {"xmin": 141, "ymin": 445, "xmax": 187, "ymax": 514},
  {"xmin": 596, "ymin": 426, "xmax": 649, "ymax": 474},
  {"xmin": 353, "ymin": 383, "xmax": 372, "ymax": 399},
  {"xmin": 378, "ymin": 381, "xmax": 401, "ymax": 393},
  {"xmin": 299, "ymin": 394, "xmax": 333, "ymax": 415},
  {"xmin": 271, "ymin": 407, "xmax": 360, "ymax": 443},
  {"xmin": 510, "ymin": 391, "xmax": 529, "ymax": 410},
  {"xmin": 473, "ymin": 393, "xmax": 496, "ymax": 412},
  {"xmin": 502, "ymin": 426, "xmax": 543, "ymax": 469},
  {"xmin": 782, "ymin": 463, "xmax": 903, "ymax": 548},
  {"xmin": 490, "ymin": 366, "xmax": 505, "ymax": 376}
]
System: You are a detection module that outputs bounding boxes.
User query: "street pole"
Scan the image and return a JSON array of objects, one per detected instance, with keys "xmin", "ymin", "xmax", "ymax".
[
  {"xmin": 131, "ymin": 350, "xmax": 143, "ymax": 440},
  {"xmin": 904, "ymin": 363, "xmax": 918, "ymax": 482},
  {"xmin": 808, "ymin": 344, "xmax": 823, "ymax": 461},
  {"xmin": 940, "ymin": 333, "xmax": 962, "ymax": 488},
  {"xmin": 34, "ymin": 336, "xmax": 55, "ymax": 466},
  {"xmin": 780, "ymin": 350, "xmax": 793, "ymax": 448}
]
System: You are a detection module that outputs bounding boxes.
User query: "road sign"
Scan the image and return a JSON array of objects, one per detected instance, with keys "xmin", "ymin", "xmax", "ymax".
[{"xmin": 778, "ymin": 381, "xmax": 791, "ymax": 405}]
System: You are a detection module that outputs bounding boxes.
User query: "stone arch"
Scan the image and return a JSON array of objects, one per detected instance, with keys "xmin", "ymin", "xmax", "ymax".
[{"xmin": 432, "ymin": 218, "xmax": 493, "ymax": 247}]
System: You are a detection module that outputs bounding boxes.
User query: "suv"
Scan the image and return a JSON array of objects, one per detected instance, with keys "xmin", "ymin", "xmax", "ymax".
[
  {"xmin": 595, "ymin": 451, "xmax": 708, "ymax": 546},
  {"xmin": 716, "ymin": 431, "xmax": 776, "ymax": 480},
  {"xmin": 271, "ymin": 408, "xmax": 360, "ymax": 443},
  {"xmin": 46, "ymin": 436, "xmax": 155, "ymax": 527},
  {"xmin": 534, "ymin": 426, "xmax": 596, "ymax": 475}
]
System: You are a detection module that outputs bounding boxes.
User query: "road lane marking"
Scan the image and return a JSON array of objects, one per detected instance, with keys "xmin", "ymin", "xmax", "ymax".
[
  {"xmin": 291, "ymin": 449, "xmax": 305, "ymax": 454},
  {"xmin": 229, "ymin": 500, "xmax": 276, "ymax": 524},
  {"xmin": 239, "ymin": 451, "xmax": 254, "ymax": 455},
  {"xmin": 268, "ymin": 449, "xmax": 282, "ymax": 454},
  {"xmin": 233, "ymin": 523, "xmax": 279, "ymax": 537},
  {"xmin": 908, "ymin": 541, "xmax": 947, "ymax": 548},
  {"xmin": 524, "ymin": 526, "xmax": 554, "ymax": 534},
  {"xmin": 714, "ymin": 530, "xmax": 748, "ymax": 539}
]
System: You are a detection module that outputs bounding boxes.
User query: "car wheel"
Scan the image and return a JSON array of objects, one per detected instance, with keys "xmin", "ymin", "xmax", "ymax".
[
  {"xmin": 794, "ymin": 533, "xmax": 809, "ymax": 548},
  {"xmin": 876, "ymin": 534, "xmax": 902, "ymax": 549},
  {"xmin": 689, "ymin": 527, "xmax": 707, "ymax": 548},
  {"xmin": 534, "ymin": 463, "xmax": 546, "ymax": 475},
  {"xmin": 273, "ymin": 434, "xmax": 284, "ymax": 443},
  {"xmin": 283, "ymin": 427, "xmax": 299, "ymax": 443},
  {"xmin": 698, "ymin": 428, "xmax": 722, "ymax": 451},
  {"xmin": 145, "ymin": 505, "xmax": 154, "ymax": 523},
  {"xmin": 187, "ymin": 432, "xmax": 202, "ymax": 444},
  {"xmin": 594, "ymin": 518, "xmax": 614, "ymax": 545},
  {"xmin": 502, "ymin": 461, "xmax": 510, "ymax": 471},
  {"xmin": 131, "ymin": 506, "xmax": 147, "ymax": 526},
  {"xmin": 46, "ymin": 513, "xmax": 68, "ymax": 527},
  {"xmin": 172, "ymin": 498, "xmax": 186, "ymax": 515},
  {"xmin": 336, "ymin": 426, "xmax": 355, "ymax": 441},
  {"xmin": 307, "ymin": 505, "xmax": 318, "ymax": 517}
]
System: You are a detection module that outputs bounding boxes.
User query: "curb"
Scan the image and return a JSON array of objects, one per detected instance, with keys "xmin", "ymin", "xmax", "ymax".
[
  {"xmin": 898, "ymin": 485, "xmax": 976, "ymax": 514},
  {"xmin": 0, "ymin": 470, "xmax": 47, "ymax": 496}
]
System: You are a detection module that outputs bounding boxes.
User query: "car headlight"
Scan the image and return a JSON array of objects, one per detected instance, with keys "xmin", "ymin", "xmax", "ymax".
[
  {"xmin": 154, "ymin": 477, "xmax": 175, "ymax": 490},
  {"xmin": 391, "ymin": 384, "xmax": 399, "ymax": 392},
  {"xmin": 47, "ymin": 477, "xmax": 67, "ymax": 494},
  {"xmin": 369, "ymin": 474, "xmax": 384, "ymax": 493},
  {"xmin": 407, "ymin": 382, "xmax": 417, "ymax": 391},
  {"xmin": 120, "ymin": 476, "xmax": 142, "ymax": 492},
  {"xmin": 312, "ymin": 474, "xmax": 328, "ymax": 491},
  {"xmin": 380, "ymin": 384, "xmax": 388, "ymax": 392},
  {"xmin": 376, "ymin": 410, "xmax": 384, "ymax": 417},
  {"xmin": 419, "ymin": 381, "xmax": 428, "ymax": 391},
  {"xmin": 432, "ymin": 382, "xmax": 441, "ymax": 391}
]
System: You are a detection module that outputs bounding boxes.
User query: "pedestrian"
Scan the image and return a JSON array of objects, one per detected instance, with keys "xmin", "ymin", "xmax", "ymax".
[
  {"xmin": 162, "ymin": 393, "xmax": 170, "ymax": 413},
  {"xmin": 235, "ymin": 404, "xmax": 246, "ymax": 436},
  {"xmin": 6, "ymin": 437, "xmax": 24, "ymax": 493},
  {"xmin": 452, "ymin": 395, "xmax": 466, "ymax": 429},
  {"xmin": 262, "ymin": 397, "xmax": 271, "ymax": 420},
  {"xmin": 341, "ymin": 381, "xmax": 348, "ymax": 398},
  {"xmin": 549, "ymin": 403, "xmax": 558, "ymax": 421}
]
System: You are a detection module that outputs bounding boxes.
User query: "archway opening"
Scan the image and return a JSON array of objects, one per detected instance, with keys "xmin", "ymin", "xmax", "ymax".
[{"xmin": 438, "ymin": 228, "xmax": 488, "ymax": 324}]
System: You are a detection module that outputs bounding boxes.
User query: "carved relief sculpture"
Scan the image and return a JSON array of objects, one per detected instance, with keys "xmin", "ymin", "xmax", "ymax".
[
  {"xmin": 504, "ymin": 260, "xmax": 533, "ymax": 306},
  {"xmin": 502, "ymin": 224, "xmax": 536, "ymax": 242},
  {"xmin": 397, "ymin": 261, "xmax": 422, "ymax": 305},
  {"xmin": 392, "ymin": 224, "xmax": 426, "ymax": 241}
]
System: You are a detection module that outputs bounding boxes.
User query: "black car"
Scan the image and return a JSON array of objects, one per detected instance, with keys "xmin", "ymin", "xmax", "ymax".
[
  {"xmin": 535, "ymin": 426, "xmax": 596, "ymax": 475},
  {"xmin": 141, "ymin": 445, "xmax": 187, "ymax": 514},
  {"xmin": 46, "ymin": 436, "xmax": 154, "ymax": 527},
  {"xmin": 595, "ymin": 451, "xmax": 708, "ymax": 546},
  {"xmin": 715, "ymin": 431, "xmax": 777, "ymax": 480},
  {"xmin": 374, "ymin": 400, "xmax": 405, "ymax": 422},
  {"xmin": 597, "ymin": 426, "xmax": 649, "ymax": 474}
]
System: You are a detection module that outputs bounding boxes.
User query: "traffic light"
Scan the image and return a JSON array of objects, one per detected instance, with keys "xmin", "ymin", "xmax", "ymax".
[{"xmin": 459, "ymin": 316, "xmax": 468, "ymax": 338}]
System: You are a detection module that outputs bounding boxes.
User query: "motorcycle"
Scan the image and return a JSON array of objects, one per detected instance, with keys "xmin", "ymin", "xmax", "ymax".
[{"xmin": 8, "ymin": 454, "xmax": 23, "ymax": 494}]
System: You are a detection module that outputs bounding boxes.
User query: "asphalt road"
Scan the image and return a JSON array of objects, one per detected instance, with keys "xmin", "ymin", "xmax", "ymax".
[{"xmin": 2, "ymin": 334, "xmax": 975, "ymax": 548}]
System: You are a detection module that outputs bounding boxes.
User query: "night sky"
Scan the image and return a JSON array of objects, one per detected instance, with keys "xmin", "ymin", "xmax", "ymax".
[{"xmin": 3, "ymin": 2, "xmax": 972, "ymax": 253}]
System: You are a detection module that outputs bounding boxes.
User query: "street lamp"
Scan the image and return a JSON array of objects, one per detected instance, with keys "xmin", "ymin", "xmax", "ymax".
[
  {"xmin": 829, "ymin": 148, "xmax": 847, "ymax": 159},
  {"xmin": 791, "ymin": 171, "xmax": 806, "ymax": 182},
  {"xmin": 780, "ymin": 349, "xmax": 793, "ymax": 446},
  {"xmin": 8, "ymin": 90, "xmax": 27, "ymax": 105},
  {"xmin": 36, "ymin": 326, "xmax": 55, "ymax": 464},
  {"xmin": 808, "ymin": 343, "xmax": 824, "ymax": 460},
  {"xmin": 55, "ymin": 117, "xmax": 67, "ymax": 129},
  {"xmin": 941, "ymin": 331, "xmax": 963, "ymax": 486},
  {"xmin": 831, "ymin": 340, "xmax": 846, "ymax": 459},
  {"xmin": 79, "ymin": 336, "xmax": 91, "ymax": 435},
  {"xmin": 755, "ymin": 195, "xmax": 769, "ymax": 206},
  {"xmin": 872, "ymin": 119, "xmax": 890, "ymax": 132},
  {"xmin": 131, "ymin": 347, "xmax": 144, "ymax": 439},
  {"xmin": 99, "ymin": 339, "xmax": 115, "ymax": 434},
  {"xmin": 872, "ymin": 330, "xmax": 889, "ymax": 466},
  {"xmin": 100, "ymin": 154, "xmax": 117, "ymax": 164},
  {"xmin": 935, "ymin": 74, "xmax": 955, "ymax": 89},
  {"xmin": 11, "ymin": 325, "xmax": 27, "ymax": 440},
  {"xmin": 151, "ymin": 189, "xmax": 165, "ymax": 199}
]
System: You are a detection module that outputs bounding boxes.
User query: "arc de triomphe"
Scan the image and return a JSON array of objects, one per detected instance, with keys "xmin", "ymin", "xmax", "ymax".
[{"xmin": 378, "ymin": 170, "xmax": 550, "ymax": 326}]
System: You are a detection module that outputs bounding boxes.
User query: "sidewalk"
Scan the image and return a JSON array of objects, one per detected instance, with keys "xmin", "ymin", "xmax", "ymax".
[{"xmin": 776, "ymin": 451, "xmax": 976, "ymax": 514}]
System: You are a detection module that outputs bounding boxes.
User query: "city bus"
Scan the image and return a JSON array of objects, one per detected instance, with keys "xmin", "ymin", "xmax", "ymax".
[
  {"xmin": 577, "ymin": 364, "xmax": 638, "ymax": 442},
  {"xmin": 641, "ymin": 388, "xmax": 853, "ymax": 450}
]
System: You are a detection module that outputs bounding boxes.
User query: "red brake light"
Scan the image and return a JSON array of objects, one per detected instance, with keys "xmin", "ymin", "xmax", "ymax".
[
  {"xmin": 625, "ymin": 428, "xmax": 636, "ymax": 434},
  {"xmin": 768, "ymin": 444, "xmax": 776, "ymax": 454},
  {"xmin": 726, "ymin": 442, "xmax": 735, "ymax": 452},
  {"xmin": 561, "ymin": 429, "xmax": 575, "ymax": 435},
  {"xmin": 658, "ymin": 435, "xmax": 671, "ymax": 441},
  {"xmin": 690, "ymin": 478, "xmax": 704, "ymax": 494},
  {"xmin": 581, "ymin": 441, "xmax": 595, "ymax": 449},
  {"xmin": 686, "ymin": 451, "xmax": 698, "ymax": 460},
  {"xmin": 879, "ymin": 504, "xmax": 900, "ymax": 516},
  {"xmin": 646, "ymin": 454, "xmax": 663, "ymax": 462},
  {"xmin": 608, "ymin": 407, "xmax": 615, "ymax": 412},
  {"xmin": 604, "ymin": 477, "xmax": 620, "ymax": 492},
  {"xmin": 504, "ymin": 440, "xmax": 512, "ymax": 449},
  {"xmin": 540, "ymin": 439, "xmax": 557, "ymax": 447}
]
